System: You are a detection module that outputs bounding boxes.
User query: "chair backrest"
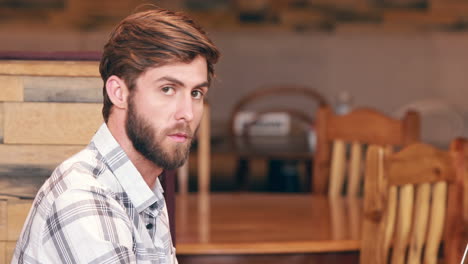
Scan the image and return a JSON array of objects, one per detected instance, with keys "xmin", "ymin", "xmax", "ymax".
[
  {"xmin": 228, "ymin": 85, "xmax": 328, "ymax": 138},
  {"xmin": 227, "ymin": 85, "xmax": 328, "ymax": 190},
  {"xmin": 361, "ymin": 141, "xmax": 467, "ymax": 264},
  {"xmin": 313, "ymin": 106, "xmax": 420, "ymax": 196}
]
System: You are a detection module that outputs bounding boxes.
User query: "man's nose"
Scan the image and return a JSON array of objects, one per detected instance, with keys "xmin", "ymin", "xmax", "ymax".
[{"xmin": 175, "ymin": 95, "xmax": 194, "ymax": 122}]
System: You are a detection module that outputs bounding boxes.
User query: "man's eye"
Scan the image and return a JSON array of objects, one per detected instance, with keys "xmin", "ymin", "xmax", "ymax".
[
  {"xmin": 161, "ymin": 86, "xmax": 175, "ymax": 95},
  {"xmin": 191, "ymin": 90, "xmax": 204, "ymax": 99}
]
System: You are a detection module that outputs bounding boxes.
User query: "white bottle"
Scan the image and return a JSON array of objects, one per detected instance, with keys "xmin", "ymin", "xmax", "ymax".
[{"xmin": 335, "ymin": 91, "xmax": 353, "ymax": 115}]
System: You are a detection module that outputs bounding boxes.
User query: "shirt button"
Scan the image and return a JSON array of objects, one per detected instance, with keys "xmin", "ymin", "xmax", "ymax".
[{"xmin": 146, "ymin": 223, "xmax": 153, "ymax": 229}]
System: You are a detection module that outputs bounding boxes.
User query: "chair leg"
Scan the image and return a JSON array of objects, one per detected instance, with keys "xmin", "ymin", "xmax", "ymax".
[{"xmin": 235, "ymin": 157, "xmax": 250, "ymax": 191}]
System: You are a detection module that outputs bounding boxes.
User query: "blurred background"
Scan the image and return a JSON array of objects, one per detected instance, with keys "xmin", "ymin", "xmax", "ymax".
[{"xmin": 1, "ymin": 0, "xmax": 468, "ymax": 191}]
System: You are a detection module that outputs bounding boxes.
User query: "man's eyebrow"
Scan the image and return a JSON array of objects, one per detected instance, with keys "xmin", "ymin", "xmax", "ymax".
[{"xmin": 155, "ymin": 76, "xmax": 209, "ymax": 89}]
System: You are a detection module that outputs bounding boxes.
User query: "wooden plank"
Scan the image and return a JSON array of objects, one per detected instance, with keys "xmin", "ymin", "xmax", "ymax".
[
  {"xmin": 327, "ymin": 108, "xmax": 404, "ymax": 146},
  {"xmin": 361, "ymin": 145, "xmax": 387, "ymax": 264},
  {"xmin": 383, "ymin": 186, "xmax": 397, "ymax": 262},
  {"xmin": 0, "ymin": 145, "xmax": 84, "ymax": 198},
  {"xmin": 23, "ymin": 76, "xmax": 102, "ymax": 103},
  {"xmin": 387, "ymin": 143, "xmax": 453, "ymax": 186},
  {"xmin": 330, "ymin": 197, "xmax": 347, "ymax": 240},
  {"xmin": 176, "ymin": 193, "xmax": 361, "ymax": 255},
  {"xmin": 0, "ymin": 242, "xmax": 5, "ymax": 264},
  {"xmin": 0, "ymin": 144, "xmax": 83, "ymax": 166},
  {"xmin": 177, "ymin": 240, "xmax": 360, "ymax": 255},
  {"xmin": 0, "ymin": 61, "xmax": 99, "ymax": 77},
  {"xmin": 4, "ymin": 102, "xmax": 102, "ymax": 145},
  {"xmin": 313, "ymin": 106, "xmax": 331, "ymax": 194},
  {"xmin": 328, "ymin": 140, "xmax": 346, "ymax": 197},
  {"xmin": 7, "ymin": 200, "xmax": 32, "ymax": 241},
  {"xmin": 0, "ymin": 103, "xmax": 3, "ymax": 143},
  {"xmin": 6, "ymin": 242, "xmax": 16, "ymax": 263},
  {"xmin": 392, "ymin": 184, "xmax": 414, "ymax": 264},
  {"xmin": 347, "ymin": 142, "xmax": 362, "ymax": 197},
  {"xmin": 407, "ymin": 183, "xmax": 431, "ymax": 264},
  {"xmin": 0, "ymin": 76, "xmax": 23, "ymax": 102},
  {"xmin": 198, "ymin": 104, "xmax": 210, "ymax": 194},
  {"xmin": 0, "ymin": 200, "xmax": 6, "ymax": 241},
  {"xmin": 424, "ymin": 182, "xmax": 447, "ymax": 264}
]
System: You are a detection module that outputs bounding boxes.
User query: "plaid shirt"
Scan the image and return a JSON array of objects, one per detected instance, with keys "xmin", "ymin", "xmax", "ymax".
[{"xmin": 12, "ymin": 124, "xmax": 177, "ymax": 264}]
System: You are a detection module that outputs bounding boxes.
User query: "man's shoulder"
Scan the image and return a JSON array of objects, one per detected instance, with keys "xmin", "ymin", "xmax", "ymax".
[{"xmin": 37, "ymin": 144, "xmax": 119, "ymax": 208}]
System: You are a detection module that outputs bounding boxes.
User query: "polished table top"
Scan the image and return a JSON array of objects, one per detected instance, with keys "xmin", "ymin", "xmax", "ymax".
[{"xmin": 176, "ymin": 193, "xmax": 361, "ymax": 255}]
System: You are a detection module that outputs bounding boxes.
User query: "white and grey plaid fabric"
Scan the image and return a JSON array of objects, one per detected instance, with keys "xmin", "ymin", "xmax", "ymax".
[{"xmin": 12, "ymin": 123, "xmax": 177, "ymax": 264}]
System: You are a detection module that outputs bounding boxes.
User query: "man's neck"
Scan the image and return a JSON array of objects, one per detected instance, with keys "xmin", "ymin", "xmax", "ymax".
[{"xmin": 106, "ymin": 115, "xmax": 163, "ymax": 189}]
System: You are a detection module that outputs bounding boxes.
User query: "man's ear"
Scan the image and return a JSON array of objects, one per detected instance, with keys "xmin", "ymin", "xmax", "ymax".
[{"xmin": 105, "ymin": 75, "xmax": 129, "ymax": 109}]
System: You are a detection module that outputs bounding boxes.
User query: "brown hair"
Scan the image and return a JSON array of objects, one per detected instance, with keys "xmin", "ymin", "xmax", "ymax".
[{"xmin": 99, "ymin": 7, "xmax": 220, "ymax": 122}]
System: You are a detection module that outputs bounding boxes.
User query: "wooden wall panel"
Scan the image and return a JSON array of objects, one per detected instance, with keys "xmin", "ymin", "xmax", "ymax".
[
  {"xmin": 0, "ymin": 242, "xmax": 5, "ymax": 264},
  {"xmin": 23, "ymin": 76, "xmax": 102, "ymax": 103},
  {"xmin": 0, "ymin": 61, "xmax": 99, "ymax": 77},
  {"xmin": 4, "ymin": 102, "xmax": 102, "ymax": 145},
  {"xmin": 5, "ymin": 242, "xmax": 15, "ymax": 264},
  {"xmin": 0, "ymin": 103, "xmax": 3, "ymax": 143},
  {"xmin": 7, "ymin": 201, "xmax": 33, "ymax": 241},
  {"xmin": 0, "ymin": 200, "xmax": 6, "ymax": 241},
  {"xmin": 0, "ymin": 144, "xmax": 83, "ymax": 166},
  {"xmin": 0, "ymin": 145, "xmax": 85, "ymax": 198},
  {"xmin": 0, "ymin": 76, "xmax": 23, "ymax": 102}
]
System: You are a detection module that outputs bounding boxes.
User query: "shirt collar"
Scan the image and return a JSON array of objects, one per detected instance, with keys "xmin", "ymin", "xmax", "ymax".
[{"xmin": 92, "ymin": 123, "xmax": 159, "ymax": 213}]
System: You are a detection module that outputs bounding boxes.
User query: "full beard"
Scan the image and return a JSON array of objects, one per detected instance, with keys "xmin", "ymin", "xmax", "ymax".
[{"xmin": 126, "ymin": 97, "xmax": 193, "ymax": 170}]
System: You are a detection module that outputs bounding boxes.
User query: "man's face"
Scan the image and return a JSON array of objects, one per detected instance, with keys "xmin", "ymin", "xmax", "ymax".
[{"xmin": 125, "ymin": 56, "xmax": 208, "ymax": 170}]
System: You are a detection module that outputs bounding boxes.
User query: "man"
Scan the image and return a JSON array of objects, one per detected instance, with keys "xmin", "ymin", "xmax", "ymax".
[{"xmin": 12, "ymin": 7, "xmax": 220, "ymax": 264}]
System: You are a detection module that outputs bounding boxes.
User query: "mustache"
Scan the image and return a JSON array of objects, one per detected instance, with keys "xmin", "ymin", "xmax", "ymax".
[{"xmin": 164, "ymin": 123, "xmax": 194, "ymax": 138}]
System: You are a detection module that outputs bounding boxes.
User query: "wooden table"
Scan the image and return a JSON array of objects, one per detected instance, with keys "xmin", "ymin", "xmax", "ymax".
[{"xmin": 176, "ymin": 193, "xmax": 362, "ymax": 255}]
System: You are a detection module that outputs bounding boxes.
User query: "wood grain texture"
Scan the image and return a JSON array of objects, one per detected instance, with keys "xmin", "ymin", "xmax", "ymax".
[
  {"xmin": 23, "ymin": 76, "xmax": 102, "ymax": 103},
  {"xmin": 447, "ymin": 138, "xmax": 468, "ymax": 264},
  {"xmin": 329, "ymin": 140, "xmax": 346, "ymax": 197},
  {"xmin": 424, "ymin": 182, "xmax": 447, "ymax": 264},
  {"xmin": 386, "ymin": 143, "xmax": 454, "ymax": 186},
  {"xmin": 0, "ymin": 199, "xmax": 32, "ymax": 264},
  {"xmin": 327, "ymin": 108, "xmax": 405, "ymax": 146},
  {"xmin": 407, "ymin": 183, "xmax": 430, "ymax": 264},
  {"xmin": 362, "ymin": 141, "xmax": 466, "ymax": 264},
  {"xmin": 0, "ymin": 103, "xmax": 3, "ymax": 143},
  {"xmin": 313, "ymin": 106, "xmax": 331, "ymax": 194},
  {"xmin": 0, "ymin": 144, "xmax": 83, "ymax": 166},
  {"xmin": 0, "ymin": 242, "xmax": 5, "ymax": 264},
  {"xmin": 177, "ymin": 252, "xmax": 359, "ymax": 264},
  {"xmin": 0, "ymin": 76, "xmax": 23, "ymax": 102},
  {"xmin": 176, "ymin": 193, "xmax": 361, "ymax": 255},
  {"xmin": 313, "ymin": 106, "xmax": 420, "ymax": 196},
  {"xmin": 0, "ymin": 200, "xmax": 6, "ymax": 241},
  {"xmin": 4, "ymin": 102, "xmax": 102, "ymax": 145},
  {"xmin": 198, "ymin": 104, "xmax": 210, "ymax": 194},
  {"xmin": 0, "ymin": 60, "xmax": 99, "ymax": 77},
  {"xmin": 0, "ymin": 144, "xmax": 83, "ymax": 197},
  {"xmin": 392, "ymin": 184, "xmax": 414, "ymax": 264},
  {"xmin": 383, "ymin": 186, "xmax": 397, "ymax": 263},
  {"xmin": 361, "ymin": 145, "xmax": 386, "ymax": 264},
  {"xmin": 7, "ymin": 200, "xmax": 32, "ymax": 241},
  {"xmin": 5, "ymin": 242, "xmax": 15, "ymax": 264},
  {"xmin": 347, "ymin": 142, "xmax": 362, "ymax": 197}
]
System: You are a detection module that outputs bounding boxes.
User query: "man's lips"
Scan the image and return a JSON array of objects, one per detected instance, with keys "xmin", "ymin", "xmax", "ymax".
[{"xmin": 168, "ymin": 133, "xmax": 190, "ymax": 143}]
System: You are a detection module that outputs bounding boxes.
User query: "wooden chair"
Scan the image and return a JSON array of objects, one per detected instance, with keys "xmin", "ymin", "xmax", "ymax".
[
  {"xmin": 361, "ymin": 140, "xmax": 468, "ymax": 264},
  {"xmin": 227, "ymin": 85, "xmax": 328, "ymax": 191},
  {"xmin": 313, "ymin": 106, "xmax": 420, "ymax": 196}
]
